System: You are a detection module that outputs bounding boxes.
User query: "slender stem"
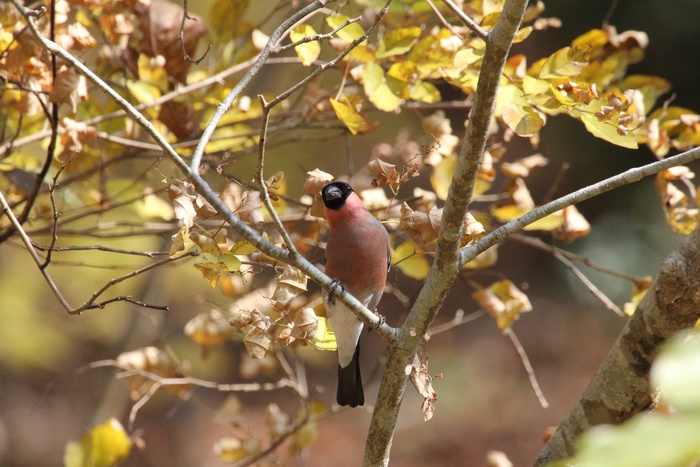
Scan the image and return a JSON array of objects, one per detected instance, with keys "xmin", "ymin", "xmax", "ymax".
[{"xmin": 442, "ymin": 0, "xmax": 488, "ymax": 40}]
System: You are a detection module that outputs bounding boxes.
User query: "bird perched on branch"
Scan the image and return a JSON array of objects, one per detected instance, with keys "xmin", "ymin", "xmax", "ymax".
[{"xmin": 321, "ymin": 181, "xmax": 391, "ymax": 407}]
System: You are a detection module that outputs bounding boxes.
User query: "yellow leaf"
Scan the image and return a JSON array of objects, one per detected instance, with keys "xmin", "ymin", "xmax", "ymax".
[
  {"xmin": 491, "ymin": 205, "xmax": 565, "ymax": 231},
  {"xmin": 229, "ymin": 239, "xmax": 257, "ymax": 255},
  {"xmin": 501, "ymin": 103, "xmax": 544, "ymax": 136},
  {"xmin": 325, "ymin": 15, "xmax": 364, "ymax": 42},
  {"xmin": 410, "ymin": 80, "xmax": 441, "ymax": 103},
  {"xmin": 392, "ymin": 242, "xmax": 430, "ymax": 280},
  {"xmin": 363, "ymin": 62, "xmax": 402, "ymax": 112},
  {"xmin": 430, "ymin": 155, "xmax": 457, "ymax": 200},
  {"xmin": 209, "ymin": 0, "xmax": 250, "ymax": 41},
  {"xmin": 580, "ymin": 113, "xmax": 638, "ymax": 149},
  {"xmin": 194, "ymin": 252, "xmax": 242, "ymax": 287},
  {"xmin": 623, "ymin": 276, "xmax": 653, "ymax": 316},
  {"xmin": 312, "ymin": 317, "xmax": 337, "ymax": 351},
  {"xmin": 539, "ymin": 47, "xmax": 586, "ymax": 79},
  {"xmin": 375, "ymin": 27, "xmax": 421, "ymax": 59},
  {"xmin": 329, "ymin": 97, "xmax": 374, "ymax": 135},
  {"xmin": 290, "ymin": 24, "xmax": 320, "ymax": 66},
  {"xmin": 513, "ymin": 26, "xmax": 533, "ymax": 43},
  {"xmin": 64, "ymin": 418, "xmax": 132, "ymax": 467}
]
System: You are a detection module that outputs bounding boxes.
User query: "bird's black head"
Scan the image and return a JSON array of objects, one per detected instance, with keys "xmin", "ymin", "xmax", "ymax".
[{"xmin": 322, "ymin": 181, "xmax": 353, "ymax": 211}]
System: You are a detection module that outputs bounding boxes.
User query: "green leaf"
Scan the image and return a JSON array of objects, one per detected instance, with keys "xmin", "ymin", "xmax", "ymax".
[
  {"xmin": 64, "ymin": 418, "xmax": 132, "ymax": 467},
  {"xmin": 325, "ymin": 14, "xmax": 364, "ymax": 42},
  {"xmin": 375, "ymin": 27, "xmax": 421, "ymax": 59},
  {"xmin": 290, "ymin": 24, "xmax": 321, "ymax": 66},
  {"xmin": 580, "ymin": 113, "xmax": 638, "ymax": 149}
]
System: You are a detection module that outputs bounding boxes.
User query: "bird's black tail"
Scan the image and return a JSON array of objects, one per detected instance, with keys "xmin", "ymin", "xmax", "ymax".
[{"xmin": 337, "ymin": 342, "xmax": 364, "ymax": 407}]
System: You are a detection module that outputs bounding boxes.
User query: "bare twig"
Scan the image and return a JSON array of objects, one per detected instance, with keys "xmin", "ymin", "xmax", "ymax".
[
  {"xmin": 442, "ymin": 0, "xmax": 488, "ymax": 40},
  {"xmin": 506, "ymin": 328, "xmax": 549, "ymax": 408}
]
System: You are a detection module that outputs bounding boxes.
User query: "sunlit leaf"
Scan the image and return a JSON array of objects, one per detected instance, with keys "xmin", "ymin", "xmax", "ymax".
[
  {"xmin": 563, "ymin": 413, "xmax": 700, "ymax": 467},
  {"xmin": 581, "ymin": 113, "xmax": 638, "ymax": 149},
  {"xmin": 195, "ymin": 252, "xmax": 243, "ymax": 288},
  {"xmin": 290, "ymin": 24, "xmax": 321, "ymax": 66},
  {"xmin": 375, "ymin": 27, "xmax": 421, "ymax": 59},
  {"xmin": 651, "ymin": 331, "xmax": 700, "ymax": 412},
  {"xmin": 330, "ymin": 97, "xmax": 375, "ymax": 134},
  {"xmin": 501, "ymin": 103, "xmax": 544, "ymax": 136},
  {"xmin": 326, "ymin": 14, "xmax": 365, "ymax": 42},
  {"xmin": 64, "ymin": 418, "xmax": 132, "ymax": 467},
  {"xmin": 430, "ymin": 155, "xmax": 457, "ymax": 200},
  {"xmin": 539, "ymin": 47, "xmax": 586, "ymax": 79},
  {"xmin": 312, "ymin": 317, "xmax": 337, "ymax": 351},
  {"xmin": 392, "ymin": 242, "xmax": 430, "ymax": 280},
  {"xmin": 491, "ymin": 205, "xmax": 565, "ymax": 231},
  {"xmin": 410, "ymin": 80, "xmax": 441, "ymax": 103},
  {"xmin": 363, "ymin": 61, "xmax": 402, "ymax": 111}
]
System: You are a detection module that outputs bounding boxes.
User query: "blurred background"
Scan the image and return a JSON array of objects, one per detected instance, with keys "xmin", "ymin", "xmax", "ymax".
[{"xmin": 1, "ymin": 1, "xmax": 699, "ymax": 466}]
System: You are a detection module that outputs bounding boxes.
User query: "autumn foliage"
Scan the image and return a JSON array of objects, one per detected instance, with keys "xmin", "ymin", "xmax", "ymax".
[{"xmin": 1, "ymin": 0, "xmax": 700, "ymax": 465}]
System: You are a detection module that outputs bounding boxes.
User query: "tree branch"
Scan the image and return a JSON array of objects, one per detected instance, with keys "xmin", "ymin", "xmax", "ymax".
[
  {"xmin": 535, "ymin": 226, "xmax": 700, "ymax": 466},
  {"xmin": 463, "ymin": 147, "xmax": 700, "ymax": 265},
  {"xmin": 363, "ymin": 1, "xmax": 529, "ymax": 465}
]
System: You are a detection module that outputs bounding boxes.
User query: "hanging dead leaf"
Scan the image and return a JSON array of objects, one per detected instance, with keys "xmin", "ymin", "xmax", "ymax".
[
  {"xmin": 501, "ymin": 154, "xmax": 549, "ymax": 178},
  {"xmin": 368, "ymin": 158, "xmax": 402, "ymax": 191},
  {"xmin": 290, "ymin": 307, "xmax": 319, "ymax": 344},
  {"xmin": 244, "ymin": 327, "xmax": 272, "ymax": 359},
  {"xmin": 553, "ymin": 205, "xmax": 591, "ymax": 241},
  {"xmin": 58, "ymin": 118, "xmax": 97, "ymax": 161},
  {"xmin": 406, "ymin": 353, "xmax": 437, "ymax": 422},
  {"xmin": 472, "ymin": 280, "xmax": 532, "ymax": 332},
  {"xmin": 272, "ymin": 265, "xmax": 308, "ymax": 310},
  {"xmin": 50, "ymin": 65, "xmax": 88, "ymax": 113},
  {"xmin": 400, "ymin": 203, "xmax": 440, "ymax": 247},
  {"xmin": 184, "ymin": 309, "xmax": 234, "ymax": 351},
  {"xmin": 237, "ymin": 191, "xmax": 264, "ymax": 225},
  {"xmin": 116, "ymin": 346, "xmax": 189, "ymax": 399},
  {"xmin": 123, "ymin": 0, "xmax": 206, "ymax": 83}
]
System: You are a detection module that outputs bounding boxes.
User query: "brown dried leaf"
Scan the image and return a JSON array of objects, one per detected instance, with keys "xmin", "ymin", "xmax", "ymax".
[
  {"xmin": 238, "ymin": 191, "xmax": 264, "ymax": 225},
  {"xmin": 244, "ymin": 327, "xmax": 271, "ymax": 359},
  {"xmin": 400, "ymin": 203, "xmax": 439, "ymax": 247},
  {"xmin": 167, "ymin": 184, "xmax": 197, "ymax": 229},
  {"xmin": 368, "ymin": 158, "xmax": 401, "ymax": 191},
  {"xmin": 473, "ymin": 280, "xmax": 532, "ymax": 332},
  {"xmin": 184, "ymin": 309, "xmax": 234, "ymax": 350},
  {"xmin": 195, "ymin": 195, "xmax": 218, "ymax": 219},
  {"xmin": 50, "ymin": 66, "xmax": 88, "ymax": 114},
  {"xmin": 116, "ymin": 346, "xmax": 189, "ymax": 399},
  {"xmin": 272, "ymin": 265, "xmax": 308, "ymax": 309},
  {"xmin": 406, "ymin": 354, "xmax": 437, "ymax": 422},
  {"xmin": 159, "ymin": 100, "xmax": 198, "ymax": 139},
  {"xmin": 57, "ymin": 117, "xmax": 97, "ymax": 162},
  {"xmin": 304, "ymin": 169, "xmax": 335, "ymax": 195},
  {"xmin": 124, "ymin": 0, "xmax": 206, "ymax": 83},
  {"xmin": 462, "ymin": 212, "xmax": 486, "ymax": 246},
  {"xmin": 553, "ymin": 205, "xmax": 591, "ymax": 241},
  {"xmin": 501, "ymin": 154, "xmax": 549, "ymax": 178},
  {"xmin": 291, "ymin": 307, "xmax": 318, "ymax": 343}
]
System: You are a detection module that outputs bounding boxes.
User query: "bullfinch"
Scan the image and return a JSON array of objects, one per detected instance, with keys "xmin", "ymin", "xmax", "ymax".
[{"xmin": 321, "ymin": 181, "xmax": 391, "ymax": 407}]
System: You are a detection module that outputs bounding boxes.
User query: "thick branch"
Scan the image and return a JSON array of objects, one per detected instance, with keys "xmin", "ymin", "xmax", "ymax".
[
  {"xmin": 363, "ymin": 1, "xmax": 529, "ymax": 466},
  {"xmin": 535, "ymin": 226, "xmax": 700, "ymax": 466}
]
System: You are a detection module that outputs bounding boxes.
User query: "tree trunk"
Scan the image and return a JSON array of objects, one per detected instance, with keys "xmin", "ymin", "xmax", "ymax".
[{"xmin": 535, "ymin": 226, "xmax": 700, "ymax": 466}]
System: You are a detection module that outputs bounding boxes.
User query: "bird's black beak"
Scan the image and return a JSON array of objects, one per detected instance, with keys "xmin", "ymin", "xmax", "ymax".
[{"xmin": 324, "ymin": 185, "xmax": 342, "ymax": 202}]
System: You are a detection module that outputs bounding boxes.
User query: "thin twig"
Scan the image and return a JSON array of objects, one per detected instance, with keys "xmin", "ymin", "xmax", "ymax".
[
  {"xmin": 512, "ymin": 234, "xmax": 647, "ymax": 283},
  {"xmin": 428, "ymin": 309, "xmax": 485, "ymax": 335},
  {"xmin": 0, "ymin": 189, "xmax": 75, "ymax": 312},
  {"xmin": 505, "ymin": 328, "xmax": 549, "ymax": 409},
  {"xmin": 553, "ymin": 250, "xmax": 626, "ymax": 318},
  {"xmin": 442, "ymin": 0, "xmax": 488, "ymax": 40}
]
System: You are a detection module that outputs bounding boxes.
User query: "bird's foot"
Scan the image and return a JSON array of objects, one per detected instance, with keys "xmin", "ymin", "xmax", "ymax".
[
  {"xmin": 372, "ymin": 309, "xmax": 386, "ymax": 329},
  {"xmin": 327, "ymin": 279, "xmax": 345, "ymax": 305}
]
